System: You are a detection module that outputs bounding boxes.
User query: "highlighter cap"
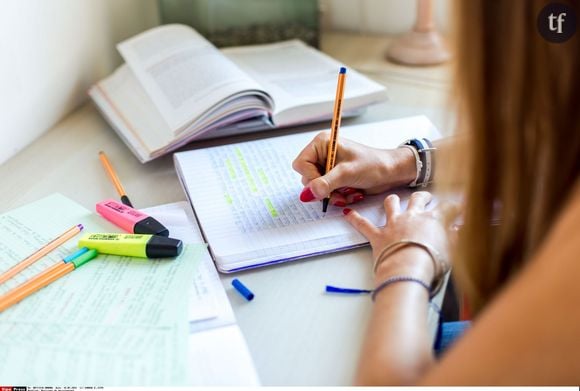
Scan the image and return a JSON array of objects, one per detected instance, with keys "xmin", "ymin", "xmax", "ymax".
[
  {"xmin": 134, "ymin": 216, "xmax": 169, "ymax": 237},
  {"xmin": 146, "ymin": 236, "xmax": 183, "ymax": 258}
]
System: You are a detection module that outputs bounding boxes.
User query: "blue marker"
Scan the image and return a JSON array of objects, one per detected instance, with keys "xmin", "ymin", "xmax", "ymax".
[{"xmin": 232, "ymin": 278, "xmax": 254, "ymax": 301}]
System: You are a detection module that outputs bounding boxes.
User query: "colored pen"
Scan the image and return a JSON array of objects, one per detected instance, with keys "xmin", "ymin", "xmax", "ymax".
[
  {"xmin": 232, "ymin": 278, "xmax": 254, "ymax": 301},
  {"xmin": 3, "ymin": 247, "xmax": 89, "ymax": 291},
  {"xmin": 79, "ymin": 233, "xmax": 183, "ymax": 258},
  {"xmin": 325, "ymin": 285, "xmax": 372, "ymax": 294},
  {"xmin": 322, "ymin": 67, "xmax": 347, "ymax": 213},
  {"xmin": 0, "ymin": 224, "xmax": 84, "ymax": 285},
  {"xmin": 98, "ymin": 151, "xmax": 133, "ymax": 207},
  {"xmin": 0, "ymin": 248, "xmax": 98, "ymax": 313},
  {"xmin": 96, "ymin": 199, "xmax": 169, "ymax": 237}
]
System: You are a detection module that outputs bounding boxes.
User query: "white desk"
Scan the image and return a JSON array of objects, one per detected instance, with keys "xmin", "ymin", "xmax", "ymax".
[{"xmin": 0, "ymin": 32, "xmax": 452, "ymax": 385}]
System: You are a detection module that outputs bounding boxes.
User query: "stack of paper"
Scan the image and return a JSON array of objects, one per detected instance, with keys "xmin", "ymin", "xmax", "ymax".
[{"xmin": 0, "ymin": 195, "xmax": 258, "ymax": 386}]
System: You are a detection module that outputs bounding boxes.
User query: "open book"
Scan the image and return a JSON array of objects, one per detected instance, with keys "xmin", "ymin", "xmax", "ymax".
[
  {"xmin": 89, "ymin": 24, "xmax": 388, "ymax": 163},
  {"xmin": 174, "ymin": 116, "xmax": 441, "ymax": 273}
]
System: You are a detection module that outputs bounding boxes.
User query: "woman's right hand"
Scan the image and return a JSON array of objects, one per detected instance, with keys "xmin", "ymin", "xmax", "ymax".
[{"xmin": 292, "ymin": 131, "xmax": 417, "ymax": 206}]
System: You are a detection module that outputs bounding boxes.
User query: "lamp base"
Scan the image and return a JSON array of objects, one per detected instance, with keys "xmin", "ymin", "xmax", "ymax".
[{"xmin": 386, "ymin": 30, "xmax": 450, "ymax": 66}]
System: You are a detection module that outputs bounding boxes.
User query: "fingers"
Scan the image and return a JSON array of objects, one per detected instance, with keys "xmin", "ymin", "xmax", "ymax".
[
  {"xmin": 406, "ymin": 191, "xmax": 432, "ymax": 211},
  {"xmin": 345, "ymin": 191, "xmax": 365, "ymax": 204},
  {"xmin": 308, "ymin": 164, "xmax": 355, "ymax": 199},
  {"xmin": 384, "ymin": 194, "xmax": 401, "ymax": 220},
  {"xmin": 343, "ymin": 208, "xmax": 379, "ymax": 241},
  {"xmin": 330, "ymin": 190, "xmax": 364, "ymax": 207},
  {"xmin": 292, "ymin": 132, "xmax": 329, "ymax": 183},
  {"xmin": 329, "ymin": 192, "xmax": 347, "ymax": 207}
]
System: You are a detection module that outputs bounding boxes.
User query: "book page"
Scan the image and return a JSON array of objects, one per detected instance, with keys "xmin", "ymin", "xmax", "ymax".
[
  {"xmin": 117, "ymin": 24, "xmax": 271, "ymax": 133},
  {"xmin": 0, "ymin": 195, "xmax": 205, "ymax": 385},
  {"xmin": 175, "ymin": 116, "xmax": 440, "ymax": 271},
  {"xmin": 222, "ymin": 40, "xmax": 387, "ymax": 126},
  {"xmin": 90, "ymin": 65, "xmax": 271, "ymax": 162}
]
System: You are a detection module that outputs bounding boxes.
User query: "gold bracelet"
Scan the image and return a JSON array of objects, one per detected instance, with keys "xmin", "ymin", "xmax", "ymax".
[{"xmin": 373, "ymin": 239, "xmax": 449, "ymax": 298}]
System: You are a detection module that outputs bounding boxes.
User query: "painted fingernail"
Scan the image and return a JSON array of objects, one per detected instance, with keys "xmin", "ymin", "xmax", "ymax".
[
  {"xmin": 343, "ymin": 208, "xmax": 352, "ymax": 215},
  {"xmin": 333, "ymin": 201, "xmax": 346, "ymax": 207},
  {"xmin": 300, "ymin": 187, "xmax": 316, "ymax": 202},
  {"xmin": 353, "ymin": 194, "xmax": 365, "ymax": 203},
  {"xmin": 342, "ymin": 187, "xmax": 357, "ymax": 195}
]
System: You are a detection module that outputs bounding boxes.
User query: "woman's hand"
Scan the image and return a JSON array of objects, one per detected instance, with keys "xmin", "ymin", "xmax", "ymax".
[
  {"xmin": 343, "ymin": 191, "xmax": 455, "ymax": 284},
  {"xmin": 292, "ymin": 132, "xmax": 417, "ymax": 206}
]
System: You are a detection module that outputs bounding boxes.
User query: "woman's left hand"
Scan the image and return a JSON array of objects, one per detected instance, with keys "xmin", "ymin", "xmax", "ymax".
[{"xmin": 343, "ymin": 191, "xmax": 457, "ymax": 283}]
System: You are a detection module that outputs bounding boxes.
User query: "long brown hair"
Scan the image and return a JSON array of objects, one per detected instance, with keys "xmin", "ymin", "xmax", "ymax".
[{"xmin": 452, "ymin": 1, "xmax": 580, "ymax": 314}]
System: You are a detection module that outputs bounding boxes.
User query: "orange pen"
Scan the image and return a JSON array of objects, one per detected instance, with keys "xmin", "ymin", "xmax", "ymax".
[
  {"xmin": 99, "ymin": 151, "xmax": 133, "ymax": 207},
  {"xmin": 322, "ymin": 67, "xmax": 347, "ymax": 213},
  {"xmin": 0, "ymin": 224, "xmax": 83, "ymax": 285},
  {"xmin": 0, "ymin": 248, "xmax": 98, "ymax": 312}
]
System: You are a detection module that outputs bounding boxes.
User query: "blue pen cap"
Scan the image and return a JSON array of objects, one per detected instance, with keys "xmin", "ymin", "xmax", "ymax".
[
  {"xmin": 232, "ymin": 278, "xmax": 254, "ymax": 301},
  {"xmin": 339, "ymin": 66, "xmax": 347, "ymax": 74}
]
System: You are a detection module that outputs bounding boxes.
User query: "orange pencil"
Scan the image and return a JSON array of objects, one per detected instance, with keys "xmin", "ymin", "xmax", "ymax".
[
  {"xmin": 99, "ymin": 151, "xmax": 133, "ymax": 207},
  {"xmin": 0, "ymin": 248, "xmax": 98, "ymax": 312},
  {"xmin": 322, "ymin": 66, "xmax": 348, "ymax": 213},
  {"xmin": 0, "ymin": 224, "xmax": 83, "ymax": 285}
]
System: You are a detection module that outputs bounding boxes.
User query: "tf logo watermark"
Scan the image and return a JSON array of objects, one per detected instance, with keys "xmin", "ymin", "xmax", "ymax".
[{"xmin": 537, "ymin": 3, "xmax": 577, "ymax": 43}]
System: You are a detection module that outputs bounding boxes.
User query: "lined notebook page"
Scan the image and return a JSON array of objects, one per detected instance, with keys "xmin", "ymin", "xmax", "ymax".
[{"xmin": 174, "ymin": 116, "xmax": 441, "ymax": 272}]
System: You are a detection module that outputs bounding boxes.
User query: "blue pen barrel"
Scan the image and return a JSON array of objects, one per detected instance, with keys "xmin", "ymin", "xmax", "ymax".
[{"xmin": 232, "ymin": 278, "xmax": 254, "ymax": 301}]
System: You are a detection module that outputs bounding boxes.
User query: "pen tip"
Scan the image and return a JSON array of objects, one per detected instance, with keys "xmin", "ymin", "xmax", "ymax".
[
  {"xmin": 77, "ymin": 224, "xmax": 84, "ymax": 230},
  {"xmin": 322, "ymin": 198, "xmax": 329, "ymax": 214},
  {"xmin": 339, "ymin": 66, "xmax": 347, "ymax": 74}
]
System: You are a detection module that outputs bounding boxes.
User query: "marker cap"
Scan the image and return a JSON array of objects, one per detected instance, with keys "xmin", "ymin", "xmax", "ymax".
[
  {"xmin": 134, "ymin": 216, "xmax": 169, "ymax": 237},
  {"xmin": 71, "ymin": 248, "xmax": 99, "ymax": 268},
  {"xmin": 146, "ymin": 236, "xmax": 183, "ymax": 258},
  {"xmin": 232, "ymin": 278, "xmax": 254, "ymax": 301}
]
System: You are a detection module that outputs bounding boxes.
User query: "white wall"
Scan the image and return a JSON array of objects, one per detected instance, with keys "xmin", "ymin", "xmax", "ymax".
[
  {"xmin": 320, "ymin": 0, "xmax": 450, "ymax": 34},
  {"xmin": 0, "ymin": 0, "xmax": 159, "ymax": 165}
]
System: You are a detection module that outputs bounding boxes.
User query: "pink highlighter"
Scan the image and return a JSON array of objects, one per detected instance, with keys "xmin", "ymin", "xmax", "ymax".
[{"xmin": 96, "ymin": 199, "xmax": 169, "ymax": 237}]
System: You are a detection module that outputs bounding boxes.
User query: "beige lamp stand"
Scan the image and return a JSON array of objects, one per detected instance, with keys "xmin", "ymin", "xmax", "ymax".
[{"xmin": 387, "ymin": 0, "xmax": 450, "ymax": 66}]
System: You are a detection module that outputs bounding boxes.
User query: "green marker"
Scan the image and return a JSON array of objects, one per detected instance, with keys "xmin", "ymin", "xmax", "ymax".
[{"xmin": 79, "ymin": 233, "xmax": 183, "ymax": 258}]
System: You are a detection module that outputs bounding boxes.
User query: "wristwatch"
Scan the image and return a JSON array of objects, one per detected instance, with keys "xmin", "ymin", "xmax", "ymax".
[{"xmin": 398, "ymin": 138, "xmax": 436, "ymax": 187}]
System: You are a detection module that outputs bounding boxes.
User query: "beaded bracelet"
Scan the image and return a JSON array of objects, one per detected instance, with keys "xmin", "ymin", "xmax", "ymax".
[{"xmin": 371, "ymin": 276, "xmax": 430, "ymax": 301}]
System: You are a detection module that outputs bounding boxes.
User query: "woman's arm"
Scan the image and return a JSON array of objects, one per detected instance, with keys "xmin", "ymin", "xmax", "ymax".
[
  {"xmin": 355, "ymin": 246, "xmax": 436, "ymax": 385},
  {"xmin": 343, "ymin": 191, "xmax": 452, "ymax": 385},
  {"xmin": 348, "ymin": 188, "xmax": 580, "ymax": 385}
]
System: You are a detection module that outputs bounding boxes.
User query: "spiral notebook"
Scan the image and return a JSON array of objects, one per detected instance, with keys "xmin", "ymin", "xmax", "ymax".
[{"xmin": 174, "ymin": 116, "xmax": 441, "ymax": 273}]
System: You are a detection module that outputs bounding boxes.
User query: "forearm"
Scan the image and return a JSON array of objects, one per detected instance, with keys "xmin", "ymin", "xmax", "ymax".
[{"xmin": 355, "ymin": 247, "xmax": 436, "ymax": 385}]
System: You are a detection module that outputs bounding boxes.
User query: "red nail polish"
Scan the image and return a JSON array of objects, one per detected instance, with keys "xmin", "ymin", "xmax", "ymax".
[
  {"xmin": 333, "ymin": 201, "xmax": 346, "ymax": 207},
  {"xmin": 300, "ymin": 187, "xmax": 316, "ymax": 202},
  {"xmin": 353, "ymin": 194, "xmax": 365, "ymax": 203},
  {"xmin": 342, "ymin": 187, "xmax": 356, "ymax": 195},
  {"xmin": 343, "ymin": 208, "xmax": 352, "ymax": 215}
]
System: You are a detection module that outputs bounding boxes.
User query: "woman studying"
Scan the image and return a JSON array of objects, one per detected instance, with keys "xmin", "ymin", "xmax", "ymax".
[{"xmin": 293, "ymin": 1, "xmax": 579, "ymax": 385}]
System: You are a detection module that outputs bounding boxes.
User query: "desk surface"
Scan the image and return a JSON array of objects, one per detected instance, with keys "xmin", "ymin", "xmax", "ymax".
[{"xmin": 0, "ymin": 32, "xmax": 452, "ymax": 385}]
